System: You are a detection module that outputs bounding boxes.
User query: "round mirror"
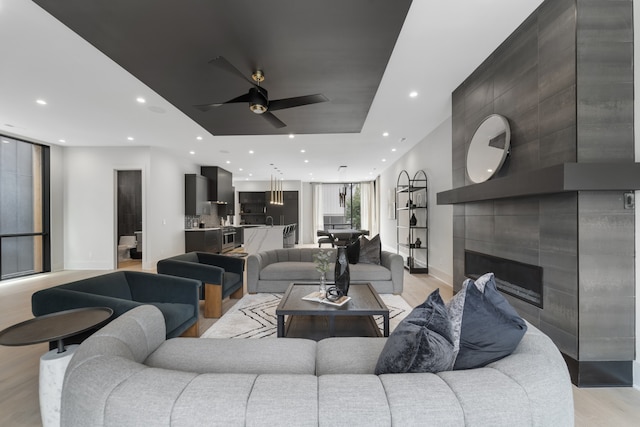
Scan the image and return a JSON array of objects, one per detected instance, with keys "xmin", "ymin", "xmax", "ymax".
[{"xmin": 466, "ymin": 114, "xmax": 511, "ymax": 183}]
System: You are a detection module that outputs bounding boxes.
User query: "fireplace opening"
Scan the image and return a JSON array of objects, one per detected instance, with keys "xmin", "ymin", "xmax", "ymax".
[{"xmin": 464, "ymin": 250, "xmax": 543, "ymax": 308}]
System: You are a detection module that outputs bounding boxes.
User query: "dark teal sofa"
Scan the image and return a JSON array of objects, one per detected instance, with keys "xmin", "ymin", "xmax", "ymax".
[{"xmin": 31, "ymin": 271, "xmax": 200, "ymax": 341}]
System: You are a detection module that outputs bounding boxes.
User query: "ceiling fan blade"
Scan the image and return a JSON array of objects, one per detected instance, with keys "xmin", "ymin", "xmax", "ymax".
[
  {"xmin": 268, "ymin": 94, "xmax": 328, "ymax": 111},
  {"xmin": 261, "ymin": 112, "xmax": 286, "ymax": 128},
  {"xmin": 208, "ymin": 56, "xmax": 256, "ymax": 86},
  {"xmin": 194, "ymin": 93, "xmax": 251, "ymax": 112}
]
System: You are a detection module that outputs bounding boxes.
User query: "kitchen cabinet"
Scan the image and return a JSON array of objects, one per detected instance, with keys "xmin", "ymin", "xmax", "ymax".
[
  {"xmin": 234, "ymin": 226, "xmax": 243, "ymax": 246},
  {"xmin": 185, "ymin": 229, "xmax": 222, "ymax": 253},
  {"xmin": 184, "ymin": 174, "xmax": 209, "ymax": 215},
  {"xmin": 201, "ymin": 166, "xmax": 233, "ymax": 215},
  {"xmin": 239, "ymin": 191, "xmax": 266, "ymax": 224}
]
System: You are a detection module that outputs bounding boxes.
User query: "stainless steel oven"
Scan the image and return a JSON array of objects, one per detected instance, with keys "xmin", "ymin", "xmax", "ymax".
[{"xmin": 221, "ymin": 227, "xmax": 236, "ymax": 252}]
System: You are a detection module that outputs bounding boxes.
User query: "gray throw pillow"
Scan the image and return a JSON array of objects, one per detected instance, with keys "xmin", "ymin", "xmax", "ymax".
[
  {"xmin": 452, "ymin": 272, "xmax": 527, "ymax": 370},
  {"xmin": 375, "ymin": 289, "xmax": 454, "ymax": 374},
  {"xmin": 358, "ymin": 234, "xmax": 381, "ymax": 265}
]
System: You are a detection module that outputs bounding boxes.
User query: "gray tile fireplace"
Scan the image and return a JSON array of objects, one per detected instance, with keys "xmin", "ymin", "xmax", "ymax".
[{"xmin": 438, "ymin": 0, "xmax": 636, "ymax": 386}]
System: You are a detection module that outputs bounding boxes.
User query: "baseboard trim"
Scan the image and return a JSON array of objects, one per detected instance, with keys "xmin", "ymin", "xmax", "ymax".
[
  {"xmin": 427, "ymin": 266, "xmax": 453, "ymax": 286},
  {"xmin": 562, "ymin": 353, "xmax": 633, "ymax": 387}
]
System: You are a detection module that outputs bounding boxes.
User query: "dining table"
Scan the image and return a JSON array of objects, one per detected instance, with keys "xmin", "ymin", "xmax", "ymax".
[{"xmin": 326, "ymin": 229, "xmax": 369, "ymax": 245}]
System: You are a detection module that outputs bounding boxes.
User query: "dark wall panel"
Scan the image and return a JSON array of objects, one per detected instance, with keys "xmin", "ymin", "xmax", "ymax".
[{"xmin": 451, "ymin": 0, "xmax": 634, "ymax": 371}]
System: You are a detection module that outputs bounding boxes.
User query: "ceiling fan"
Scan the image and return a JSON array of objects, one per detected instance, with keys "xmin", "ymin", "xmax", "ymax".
[{"xmin": 194, "ymin": 56, "xmax": 329, "ymax": 128}]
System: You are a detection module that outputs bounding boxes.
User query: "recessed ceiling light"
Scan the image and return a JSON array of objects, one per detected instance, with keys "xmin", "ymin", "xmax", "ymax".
[
  {"xmin": 136, "ymin": 97, "xmax": 146, "ymax": 103},
  {"xmin": 127, "ymin": 136, "xmax": 134, "ymax": 141},
  {"xmin": 196, "ymin": 136, "xmax": 203, "ymax": 140},
  {"xmin": 36, "ymin": 99, "xmax": 47, "ymax": 105},
  {"xmin": 304, "ymin": 160, "xmax": 309, "ymax": 163},
  {"xmin": 239, "ymin": 168, "xmax": 243, "ymax": 171},
  {"xmin": 249, "ymin": 150, "xmax": 254, "ymax": 154},
  {"xmin": 409, "ymin": 91, "xmax": 418, "ymax": 98},
  {"xmin": 58, "ymin": 139, "xmax": 66, "ymax": 143},
  {"xmin": 383, "ymin": 132, "xmax": 389, "ymax": 137},
  {"xmin": 289, "ymin": 134, "xmax": 295, "ymax": 139},
  {"xmin": 382, "ymin": 158, "xmax": 387, "ymax": 162},
  {"xmin": 391, "ymin": 148, "xmax": 396, "ymax": 152},
  {"xmin": 226, "ymin": 160, "xmax": 231, "ymax": 164},
  {"xmin": 2, "ymin": 140, "xmax": 10, "ymax": 144},
  {"xmin": 189, "ymin": 151, "xmax": 195, "ymax": 155},
  {"xmin": 300, "ymin": 149, "xmax": 306, "ymax": 153},
  {"xmin": 249, "ymin": 173, "xmax": 253, "ymax": 177}
]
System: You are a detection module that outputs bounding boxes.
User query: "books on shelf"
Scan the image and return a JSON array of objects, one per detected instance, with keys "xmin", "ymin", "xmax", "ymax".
[{"xmin": 302, "ymin": 291, "xmax": 351, "ymax": 307}]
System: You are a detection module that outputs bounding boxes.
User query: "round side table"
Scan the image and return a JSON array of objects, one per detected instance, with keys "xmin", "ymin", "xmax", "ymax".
[{"xmin": 0, "ymin": 307, "xmax": 113, "ymax": 427}]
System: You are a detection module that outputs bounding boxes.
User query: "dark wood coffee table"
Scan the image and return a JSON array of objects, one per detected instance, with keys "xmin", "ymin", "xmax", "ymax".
[{"xmin": 276, "ymin": 283, "xmax": 389, "ymax": 340}]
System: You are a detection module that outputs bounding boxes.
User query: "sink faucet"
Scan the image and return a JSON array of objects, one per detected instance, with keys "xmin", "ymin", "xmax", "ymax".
[{"xmin": 266, "ymin": 216, "xmax": 274, "ymax": 226}]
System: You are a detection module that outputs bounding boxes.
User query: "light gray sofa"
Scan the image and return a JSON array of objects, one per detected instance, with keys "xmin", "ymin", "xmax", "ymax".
[
  {"xmin": 247, "ymin": 248, "xmax": 404, "ymax": 294},
  {"xmin": 61, "ymin": 305, "xmax": 574, "ymax": 426}
]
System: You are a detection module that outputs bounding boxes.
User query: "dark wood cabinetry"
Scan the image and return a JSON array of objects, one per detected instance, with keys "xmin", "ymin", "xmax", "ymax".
[
  {"xmin": 201, "ymin": 166, "xmax": 233, "ymax": 215},
  {"xmin": 184, "ymin": 174, "xmax": 208, "ymax": 215},
  {"xmin": 185, "ymin": 229, "xmax": 221, "ymax": 253},
  {"xmin": 238, "ymin": 190, "xmax": 299, "ymax": 242},
  {"xmin": 239, "ymin": 191, "xmax": 267, "ymax": 224}
]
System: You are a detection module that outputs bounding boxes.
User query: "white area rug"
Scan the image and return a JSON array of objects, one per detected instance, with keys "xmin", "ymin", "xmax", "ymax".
[{"xmin": 201, "ymin": 293, "xmax": 413, "ymax": 339}]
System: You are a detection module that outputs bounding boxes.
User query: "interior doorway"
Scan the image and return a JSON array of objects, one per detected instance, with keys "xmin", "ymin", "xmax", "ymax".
[{"xmin": 116, "ymin": 170, "xmax": 142, "ymax": 269}]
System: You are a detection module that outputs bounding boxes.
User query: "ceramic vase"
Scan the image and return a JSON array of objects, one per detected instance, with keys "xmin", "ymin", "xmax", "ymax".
[
  {"xmin": 334, "ymin": 246, "xmax": 350, "ymax": 295},
  {"xmin": 410, "ymin": 213, "xmax": 417, "ymax": 226}
]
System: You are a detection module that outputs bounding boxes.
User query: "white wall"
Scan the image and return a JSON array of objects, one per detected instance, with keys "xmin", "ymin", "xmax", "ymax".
[
  {"xmin": 49, "ymin": 144, "xmax": 65, "ymax": 271},
  {"xmin": 379, "ymin": 117, "xmax": 454, "ymax": 285},
  {"xmin": 634, "ymin": 0, "xmax": 639, "ymax": 390},
  {"xmin": 63, "ymin": 146, "xmax": 198, "ymax": 270},
  {"xmin": 145, "ymin": 148, "xmax": 199, "ymax": 268}
]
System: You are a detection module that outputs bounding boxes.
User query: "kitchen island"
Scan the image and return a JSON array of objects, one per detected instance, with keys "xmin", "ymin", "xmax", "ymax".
[{"xmin": 243, "ymin": 224, "xmax": 296, "ymax": 254}]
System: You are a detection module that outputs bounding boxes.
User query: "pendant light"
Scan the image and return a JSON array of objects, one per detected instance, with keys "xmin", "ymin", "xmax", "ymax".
[{"xmin": 270, "ymin": 175, "xmax": 284, "ymax": 205}]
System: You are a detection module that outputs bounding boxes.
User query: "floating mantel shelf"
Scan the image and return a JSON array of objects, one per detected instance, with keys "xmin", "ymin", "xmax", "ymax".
[{"xmin": 437, "ymin": 163, "xmax": 640, "ymax": 205}]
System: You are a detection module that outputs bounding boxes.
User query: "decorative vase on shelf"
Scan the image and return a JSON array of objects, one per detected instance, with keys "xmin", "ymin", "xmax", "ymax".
[
  {"xmin": 415, "ymin": 238, "xmax": 422, "ymax": 248},
  {"xmin": 410, "ymin": 213, "xmax": 417, "ymax": 226},
  {"xmin": 334, "ymin": 246, "xmax": 350, "ymax": 295}
]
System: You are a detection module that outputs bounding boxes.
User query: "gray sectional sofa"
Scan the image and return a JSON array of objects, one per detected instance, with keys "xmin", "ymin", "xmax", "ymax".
[
  {"xmin": 61, "ymin": 305, "xmax": 574, "ymax": 426},
  {"xmin": 247, "ymin": 248, "xmax": 404, "ymax": 294}
]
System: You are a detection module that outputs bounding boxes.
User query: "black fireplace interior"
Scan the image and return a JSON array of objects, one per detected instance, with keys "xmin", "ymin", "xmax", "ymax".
[{"xmin": 464, "ymin": 250, "xmax": 543, "ymax": 308}]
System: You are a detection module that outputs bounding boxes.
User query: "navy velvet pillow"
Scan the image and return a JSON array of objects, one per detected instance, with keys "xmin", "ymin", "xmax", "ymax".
[
  {"xmin": 375, "ymin": 289, "xmax": 454, "ymax": 374},
  {"xmin": 346, "ymin": 239, "xmax": 360, "ymax": 264},
  {"xmin": 452, "ymin": 272, "xmax": 527, "ymax": 370},
  {"xmin": 358, "ymin": 234, "xmax": 381, "ymax": 265}
]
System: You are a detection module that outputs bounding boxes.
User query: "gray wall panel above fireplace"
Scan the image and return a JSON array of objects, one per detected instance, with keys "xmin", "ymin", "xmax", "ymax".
[{"xmin": 448, "ymin": 0, "xmax": 634, "ymax": 386}]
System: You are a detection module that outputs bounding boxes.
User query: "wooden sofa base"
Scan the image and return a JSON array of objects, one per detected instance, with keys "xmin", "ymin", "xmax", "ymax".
[
  {"xmin": 180, "ymin": 321, "xmax": 199, "ymax": 337},
  {"xmin": 204, "ymin": 284, "xmax": 244, "ymax": 318}
]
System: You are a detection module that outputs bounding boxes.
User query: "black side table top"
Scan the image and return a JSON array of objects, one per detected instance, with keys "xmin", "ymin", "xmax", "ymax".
[{"xmin": 0, "ymin": 307, "xmax": 113, "ymax": 353}]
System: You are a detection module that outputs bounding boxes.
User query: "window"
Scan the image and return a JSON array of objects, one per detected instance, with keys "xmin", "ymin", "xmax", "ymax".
[
  {"xmin": 321, "ymin": 183, "xmax": 361, "ymax": 230},
  {"xmin": 0, "ymin": 135, "xmax": 50, "ymax": 280}
]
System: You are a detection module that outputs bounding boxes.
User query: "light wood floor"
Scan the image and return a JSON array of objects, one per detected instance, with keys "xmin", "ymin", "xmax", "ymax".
[{"xmin": 1, "ymin": 266, "xmax": 639, "ymax": 426}]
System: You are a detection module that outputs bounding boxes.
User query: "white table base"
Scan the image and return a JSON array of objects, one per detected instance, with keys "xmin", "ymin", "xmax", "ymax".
[{"xmin": 39, "ymin": 344, "xmax": 78, "ymax": 427}]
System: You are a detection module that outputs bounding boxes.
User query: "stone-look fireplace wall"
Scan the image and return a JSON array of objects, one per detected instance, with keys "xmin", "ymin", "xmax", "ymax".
[{"xmin": 451, "ymin": 0, "xmax": 634, "ymax": 385}]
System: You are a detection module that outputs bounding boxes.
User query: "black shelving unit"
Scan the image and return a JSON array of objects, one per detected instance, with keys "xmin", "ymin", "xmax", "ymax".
[{"xmin": 396, "ymin": 170, "xmax": 428, "ymax": 274}]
